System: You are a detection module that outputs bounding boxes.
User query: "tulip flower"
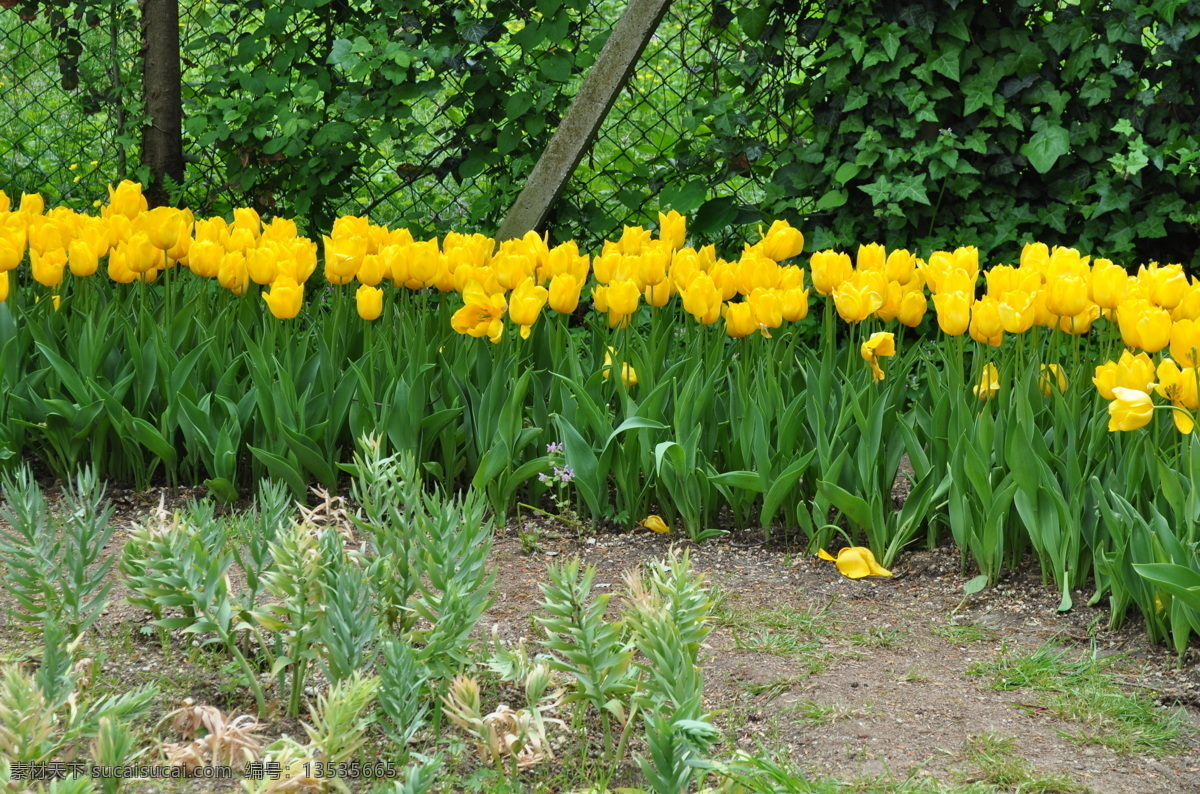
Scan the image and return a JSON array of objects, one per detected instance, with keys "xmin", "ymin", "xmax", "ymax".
[
  {"xmin": 658, "ymin": 211, "xmax": 686, "ymax": 251},
  {"xmin": 19, "ymin": 192, "xmax": 45, "ymax": 217},
  {"xmin": 722, "ymin": 301, "xmax": 758, "ymax": 338},
  {"xmin": 761, "ymin": 220, "xmax": 804, "ymax": 262},
  {"xmin": 103, "ymin": 180, "xmax": 148, "ymax": 220},
  {"xmin": 323, "ymin": 234, "xmax": 366, "ymax": 285},
  {"xmin": 0, "ymin": 190, "xmax": 8, "ymax": 213},
  {"xmin": 641, "ymin": 515, "xmax": 670, "ymax": 533},
  {"xmin": 451, "ymin": 280, "xmax": 507, "ymax": 343},
  {"xmin": 1045, "ymin": 274, "xmax": 1089, "ymax": 317},
  {"xmin": 860, "ymin": 331, "xmax": 895, "ymax": 382},
  {"xmin": 548, "ymin": 272, "xmax": 582, "ymax": 314},
  {"xmin": 1107, "ymin": 387, "xmax": 1154, "ymax": 432},
  {"xmin": 809, "ymin": 250, "xmax": 852, "ymax": 295},
  {"xmin": 509, "ymin": 277, "xmax": 549, "ymax": 338},
  {"xmin": 218, "ymin": 251, "xmax": 249, "ymax": 295},
  {"xmin": 246, "ymin": 246, "xmax": 279, "ymax": 286},
  {"xmin": 143, "ymin": 206, "xmax": 191, "ymax": 250},
  {"xmin": 0, "ymin": 271, "xmax": 8, "ymax": 302},
  {"xmin": 1092, "ymin": 351, "xmax": 1156, "ymax": 399},
  {"xmin": 1089, "ymin": 258, "xmax": 1128, "ymax": 309},
  {"xmin": 1020, "ymin": 242, "xmax": 1049, "ymax": 270},
  {"xmin": 187, "ymin": 240, "xmax": 223, "ymax": 279},
  {"xmin": 1144, "ymin": 263, "xmax": 1188, "ymax": 309},
  {"xmin": 969, "ymin": 296, "xmax": 1004, "ymax": 346},
  {"xmin": 974, "ymin": 362, "xmax": 1000, "ymax": 402},
  {"xmin": 123, "ymin": 232, "xmax": 162, "ymax": 274},
  {"xmin": 1170, "ymin": 319, "xmax": 1200, "ymax": 367},
  {"xmin": 748, "ymin": 288, "xmax": 783, "ymax": 334},
  {"xmin": 885, "ymin": 248, "xmax": 916, "ymax": 284},
  {"xmin": 781, "ymin": 286, "xmax": 810, "ymax": 323},
  {"xmin": 1040, "ymin": 364, "xmax": 1068, "ymax": 397},
  {"xmin": 1154, "ymin": 360, "xmax": 1199, "ymax": 433},
  {"xmin": 933, "ymin": 291, "xmax": 971, "ymax": 336},
  {"xmin": 356, "ymin": 284, "xmax": 384, "ymax": 321},
  {"xmin": 856, "ymin": 242, "xmax": 885, "ymax": 272},
  {"xmin": 262, "ymin": 277, "xmax": 304, "ymax": 319},
  {"xmin": 997, "ymin": 290, "xmax": 1035, "ymax": 333},
  {"xmin": 602, "ymin": 347, "xmax": 638, "ymax": 389},
  {"xmin": 896, "ymin": 289, "xmax": 926, "ymax": 327},
  {"xmin": 604, "ymin": 279, "xmax": 641, "ymax": 327},
  {"xmin": 681, "ymin": 274, "xmax": 722, "ymax": 324},
  {"xmin": 832, "ymin": 278, "xmax": 883, "ymax": 323},
  {"xmin": 817, "ymin": 547, "xmax": 892, "ymax": 579},
  {"xmin": 1117, "ymin": 300, "xmax": 1171, "ymax": 352},
  {"xmin": 30, "ymin": 249, "xmax": 66, "ymax": 287}
]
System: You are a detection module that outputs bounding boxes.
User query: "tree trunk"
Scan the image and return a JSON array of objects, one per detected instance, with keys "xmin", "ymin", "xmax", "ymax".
[{"xmin": 140, "ymin": 0, "xmax": 182, "ymax": 207}]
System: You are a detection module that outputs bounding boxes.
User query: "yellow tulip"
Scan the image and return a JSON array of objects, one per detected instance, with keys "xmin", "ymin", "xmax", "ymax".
[
  {"xmin": 809, "ymin": 250, "xmax": 852, "ymax": 295},
  {"xmin": 19, "ymin": 192, "xmax": 45, "ymax": 217},
  {"xmin": 218, "ymin": 251, "xmax": 249, "ymax": 295},
  {"xmin": 1117, "ymin": 300, "xmax": 1171, "ymax": 352},
  {"xmin": 781, "ymin": 286, "xmax": 810, "ymax": 323},
  {"xmin": 885, "ymin": 248, "xmax": 916, "ymax": 284},
  {"xmin": 605, "ymin": 279, "xmax": 641, "ymax": 325},
  {"xmin": 1154, "ymin": 359, "xmax": 1200, "ymax": 410},
  {"xmin": 1089, "ymin": 258, "xmax": 1128, "ymax": 309},
  {"xmin": 1144, "ymin": 263, "xmax": 1188, "ymax": 309},
  {"xmin": 1020, "ymin": 242, "xmax": 1049, "ymax": 270},
  {"xmin": 1092, "ymin": 351, "xmax": 1156, "ymax": 400},
  {"xmin": 748, "ymin": 288, "xmax": 783, "ymax": 334},
  {"xmin": 761, "ymin": 219, "xmax": 804, "ymax": 262},
  {"xmin": 187, "ymin": 240, "xmax": 223, "ymax": 279},
  {"xmin": 860, "ymin": 331, "xmax": 895, "ymax": 382},
  {"xmin": 856, "ymin": 242, "xmax": 885, "ymax": 272},
  {"xmin": 658, "ymin": 211, "xmax": 686, "ymax": 251},
  {"xmin": 817, "ymin": 547, "xmax": 892, "ymax": 579},
  {"xmin": 1056, "ymin": 304, "xmax": 1100, "ymax": 335},
  {"xmin": 974, "ymin": 362, "xmax": 1000, "ymax": 402},
  {"xmin": 969, "ymin": 296, "xmax": 1004, "ymax": 346},
  {"xmin": 0, "ymin": 271, "xmax": 8, "ymax": 302},
  {"xmin": 356, "ymin": 284, "xmax": 384, "ymax": 321},
  {"xmin": 832, "ymin": 278, "xmax": 883, "ymax": 323},
  {"xmin": 1107, "ymin": 387, "xmax": 1154, "ymax": 432},
  {"xmin": 323, "ymin": 234, "xmax": 365, "ymax": 285},
  {"xmin": 1045, "ymin": 274, "xmax": 1089, "ymax": 317},
  {"xmin": 932, "ymin": 291, "xmax": 971, "ymax": 336},
  {"xmin": 509, "ymin": 277, "xmax": 549, "ymax": 338},
  {"xmin": 30, "ymin": 249, "xmax": 66, "ymax": 287},
  {"xmin": 1170, "ymin": 319, "xmax": 1200, "ymax": 367},
  {"xmin": 617, "ymin": 225, "xmax": 651, "ymax": 255},
  {"xmin": 722, "ymin": 301, "xmax": 758, "ymax": 338},
  {"xmin": 451, "ymin": 280, "xmax": 507, "ymax": 343},
  {"xmin": 639, "ymin": 245, "xmax": 671, "ymax": 287},
  {"xmin": 262, "ymin": 277, "xmax": 304, "ymax": 319},
  {"xmin": 143, "ymin": 206, "xmax": 190, "ymax": 250},
  {"xmin": 640, "ymin": 515, "xmax": 670, "ymax": 533},
  {"xmin": 0, "ymin": 191, "xmax": 8, "ymax": 213},
  {"xmin": 246, "ymin": 246, "xmax": 279, "ymax": 286},
  {"xmin": 997, "ymin": 290, "xmax": 1035, "ymax": 333},
  {"xmin": 103, "ymin": 180, "xmax": 147, "ymax": 220},
  {"xmin": 1040, "ymin": 364, "xmax": 1068, "ymax": 397},
  {"xmin": 601, "ymin": 347, "xmax": 638, "ymax": 389},
  {"xmin": 124, "ymin": 232, "xmax": 162, "ymax": 274},
  {"xmin": 548, "ymin": 272, "xmax": 582, "ymax": 314},
  {"xmin": 681, "ymin": 274, "xmax": 723, "ymax": 324},
  {"xmin": 107, "ymin": 249, "xmax": 137, "ymax": 284}
]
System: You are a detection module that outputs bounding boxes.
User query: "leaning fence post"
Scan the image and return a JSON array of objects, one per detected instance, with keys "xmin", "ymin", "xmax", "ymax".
[
  {"xmin": 495, "ymin": 0, "xmax": 674, "ymax": 242},
  {"xmin": 140, "ymin": 0, "xmax": 183, "ymax": 207}
]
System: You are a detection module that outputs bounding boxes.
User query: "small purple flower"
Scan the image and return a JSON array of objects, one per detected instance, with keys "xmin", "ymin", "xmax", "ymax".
[
  {"xmin": 561, "ymin": 466, "xmax": 575, "ymax": 483},
  {"xmin": 538, "ymin": 472, "xmax": 550, "ymax": 484},
  {"xmin": 547, "ymin": 442, "xmax": 564, "ymax": 454}
]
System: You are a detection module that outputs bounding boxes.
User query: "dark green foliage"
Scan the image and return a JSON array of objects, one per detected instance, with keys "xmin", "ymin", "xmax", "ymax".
[{"xmin": 750, "ymin": 0, "xmax": 1200, "ymax": 264}]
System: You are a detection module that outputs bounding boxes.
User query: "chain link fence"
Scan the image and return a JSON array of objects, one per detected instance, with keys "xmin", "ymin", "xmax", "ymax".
[
  {"xmin": 1, "ymin": 1, "xmax": 140, "ymax": 211},
  {"xmin": 2, "ymin": 0, "xmax": 819, "ymax": 249}
]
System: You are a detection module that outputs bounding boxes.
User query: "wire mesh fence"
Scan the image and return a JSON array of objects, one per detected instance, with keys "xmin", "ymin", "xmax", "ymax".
[
  {"xmin": 0, "ymin": 2, "xmax": 141, "ymax": 212},
  {"xmin": 2, "ymin": 0, "xmax": 821, "ymax": 249}
]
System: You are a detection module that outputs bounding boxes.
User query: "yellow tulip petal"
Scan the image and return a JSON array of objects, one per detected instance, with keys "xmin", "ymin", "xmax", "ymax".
[{"xmin": 641, "ymin": 515, "xmax": 670, "ymax": 533}]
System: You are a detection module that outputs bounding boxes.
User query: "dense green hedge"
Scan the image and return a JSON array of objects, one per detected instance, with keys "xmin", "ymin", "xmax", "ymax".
[{"xmin": 757, "ymin": 0, "xmax": 1200, "ymax": 265}]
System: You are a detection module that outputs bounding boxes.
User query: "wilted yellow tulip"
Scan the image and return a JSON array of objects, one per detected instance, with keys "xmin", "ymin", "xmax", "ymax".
[
  {"xmin": 640, "ymin": 515, "xmax": 670, "ymax": 533},
  {"xmin": 932, "ymin": 291, "xmax": 971, "ymax": 336},
  {"xmin": 1040, "ymin": 364, "xmax": 1068, "ymax": 397},
  {"xmin": 761, "ymin": 220, "xmax": 804, "ymax": 262},
  {"xmin": 452, "ymin": 280, "xmax": 507, "ymax": 343},
  {"xmin": 817, "ymin": 547, "xmax": 892, "ymax": 579},
  {"xmin": 262, "ymin": 277, "xmax": 304, "ymax": 319},
  {"xmin": 601, "ymin": 347, "xmax": 638, "ymax": 388},
  {"xmin": 722, "ymin": 301, "xmax": 758, "ymax": 338},
  {"xmin": 509, "ymin": 277, "xmax": 549, "ymax": 338},
  {"xmin": 1107, "ymin": 387, "xmax": 1154, "ymax": 432},
  {"xmin": 974, "ymin": 362, "xmax": 1000, "ymax": 402},
  {"xmin": 860, "ymin": 331, "xmax": 895, "ymax": 382},
  {"xmin": 658, "ymin": 210, "xmax": 686, "ymax": 251},
  {"xmin": 548, "ymin": 272, "xmax": 582, "ymax": 314},
  {"xmin": 30, "ymin": 249, "xmax": 66, "ymax": 287},
  {"xmin": 356, "ymin": 284, "xmax": 383, "ymax": 321},
  {"xmin": 809, "ymin": 250, "xmax": 852, "ymax": 295}
]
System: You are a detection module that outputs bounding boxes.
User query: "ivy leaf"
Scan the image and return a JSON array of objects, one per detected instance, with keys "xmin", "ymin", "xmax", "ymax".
[
  {"xmin": 815, "ymin": 189, "xmax": 848, "ymax": 210},
  {"xmin": 893, "ymin": 175, "xmax": 931, "ymax": 206},
  {"xmin": 693, "ymin": 197, "xmax": 739, "ymax": 237},
  {"xmin": 930, "ymin": 45, "xmax": 962, "ymax": 81},
  {"xmin": 1020, "ymin": 125, "xmax": 1070, "ymax": 173},
  {"xmin": 859, "ymin": 176, "xmax": 892, "ymax": 205}
]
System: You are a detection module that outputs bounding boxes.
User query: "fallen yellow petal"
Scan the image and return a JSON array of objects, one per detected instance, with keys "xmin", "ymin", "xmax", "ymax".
[
  {"xmin": 641, "ymin": 515, "xmax": 670, "ymax": 533},
  {"xmin": 818, "ymin": 546, "xmax": 892, "ymax": 579}
]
